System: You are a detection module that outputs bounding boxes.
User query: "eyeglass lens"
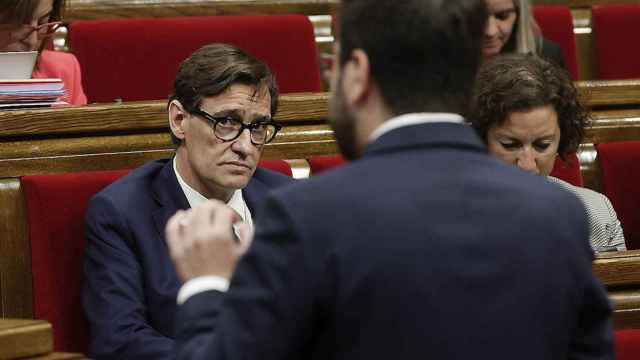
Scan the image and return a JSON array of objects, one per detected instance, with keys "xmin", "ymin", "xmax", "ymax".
[{"xmin": 214, "ymin": 119, "xmax": 276, "ymax": 144}]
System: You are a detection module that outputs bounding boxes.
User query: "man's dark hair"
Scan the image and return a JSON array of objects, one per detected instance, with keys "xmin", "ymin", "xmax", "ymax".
[
  {"xmin": 168, "ymin": 43, "xmax": 279, "ymax": 146},
  {"xmin": 337, "ymin": 0, "xmax": 487, "ymax": 116},
  {"xmin": 470, "ymin": 53, "xmax": 588, "ymax": 159}
]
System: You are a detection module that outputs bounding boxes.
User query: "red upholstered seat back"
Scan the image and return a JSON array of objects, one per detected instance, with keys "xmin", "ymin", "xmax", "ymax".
[
  {"xmin": 593, "ymin": 5, "xmax": 640, "ymax": 80},
  {"xmin": 596, "ymin": 141, "xmax": 640, "ymax": 250},
  {"xmin": 616, "ymin": 330, "xmax": 640, "ymax": 360},
  {"xmin": 22, "ymin": 169, "xmax": 130, "ymax": 353},
  {"xmin": 550, "ymin": 152, "xmax": 583, "ymax": 187},
  {"xmin": 532, "ymin": 5, "xmax": 579, "ymax": 80},
  {"xmin": 69, "ymin": 15, "xmax": 322, "ymax": 103},
  {"xmin": 258, "ymin": 159, "xmax": 293, "ymax": 177},
  {"xmin": 308, "ymin": 155, "xmax": 347, "ymax": 175}
]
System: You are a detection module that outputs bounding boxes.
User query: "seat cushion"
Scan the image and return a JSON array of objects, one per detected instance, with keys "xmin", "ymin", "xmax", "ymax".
[
  {"xmin": 593, "ymin": 5, "xmax": 640, "ymax": 80},
  {"xmin": 596, "ymin": 141, "xmax": 640, "ymax": 249},
  {"xmin": 69, "ymin": 15, "xmax": 322, "ymax": 103},
  {"xmin": 258, "ymin": 159, "xmax": 292, "ymax": 177},
  {"xmin": 616, "ymin": 329, "xmax": 640, "ymax": 360},
  {"xmin": 532, "ymin": 5, "xmax": 579, "ymax": 80},
  {"xmin": 550, "ymin": 152, "xmax": 583, "ymax": 187},
  {"xmin": 308, "ymin": 155, "xmax": 347, "ymax": 175},
  {"xmin": 22, "ymin": 169, "xmax": 129, "ymax": 353}
]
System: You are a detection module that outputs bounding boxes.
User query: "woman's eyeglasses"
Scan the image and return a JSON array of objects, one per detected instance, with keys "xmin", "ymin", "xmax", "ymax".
[
  {"xmin": 191, "ymin": 108, "xmax": 281, "ymax": 145},
  {"xmin": 1, "ymin": 21, "xmax": 62, "ymax": 45}
]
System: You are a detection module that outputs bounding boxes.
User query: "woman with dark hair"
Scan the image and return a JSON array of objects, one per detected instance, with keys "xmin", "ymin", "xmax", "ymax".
[
  {"xmin": 0, "ymin": 0, "xmax": 87, "ymax": 105},
  {"xmin": 483, "ymin": 0, "xmax": 566, "ymax": 69},
  {"xmin": 470, "ymin": 53, "xmax": 626, "ymax": 251}
]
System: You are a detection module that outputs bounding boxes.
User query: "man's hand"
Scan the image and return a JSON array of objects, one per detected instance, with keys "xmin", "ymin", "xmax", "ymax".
[{"xmin": 166, "ymin": 200, "xmax": 254, "ymax": 282}]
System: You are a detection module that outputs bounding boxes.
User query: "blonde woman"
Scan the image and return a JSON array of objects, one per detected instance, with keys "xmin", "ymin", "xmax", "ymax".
[{"xmin": 484, "ymin": 0, "xmax": 566, "ymax": 69}]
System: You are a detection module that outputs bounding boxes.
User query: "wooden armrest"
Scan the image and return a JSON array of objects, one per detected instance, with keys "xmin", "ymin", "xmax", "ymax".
[{"xmin": 0, "ymin": 318, "xmax": 52, "ymax": 359}]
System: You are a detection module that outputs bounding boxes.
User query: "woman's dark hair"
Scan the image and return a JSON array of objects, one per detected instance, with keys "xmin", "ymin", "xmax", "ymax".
[
  {"xmin": 470, "ymin": 53, "xmax": 588, "ymax": 159},
  {"xmin": 168, "ymin": 43, "xmax": 279, "ymax": 146},
  {"xmin": 0, "ymin": 0, "xmax": 65, "ymax": 24}
]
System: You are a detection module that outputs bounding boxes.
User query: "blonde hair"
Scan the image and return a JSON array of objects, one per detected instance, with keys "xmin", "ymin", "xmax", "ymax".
[{"xmin": 512, "ymin": 0, "xmax": 542, "ymax": 54}]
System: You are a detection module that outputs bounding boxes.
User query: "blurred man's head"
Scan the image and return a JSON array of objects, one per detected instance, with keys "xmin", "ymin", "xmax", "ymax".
[
  {"xmin": 168, "ymin": 44, "xmax": 280, "ymax": 202},
  {"xmin": 329, "ymin": 0, "xmax": 488, "ymax": 159}
]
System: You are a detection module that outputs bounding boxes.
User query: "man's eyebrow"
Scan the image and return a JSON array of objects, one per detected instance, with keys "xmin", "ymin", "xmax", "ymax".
[{"xmin": 210, "ymin": 109, "xmax": 243, "ymax": 117}]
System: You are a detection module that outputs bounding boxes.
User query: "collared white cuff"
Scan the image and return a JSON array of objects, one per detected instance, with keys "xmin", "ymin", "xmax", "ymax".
[{"xmin": 177, "ymin": 276, "xmax": 230, "ymax": 305}]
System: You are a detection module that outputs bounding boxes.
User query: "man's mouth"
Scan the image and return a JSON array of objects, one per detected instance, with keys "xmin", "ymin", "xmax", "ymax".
[{"xmin": 222, "ymin": 161, "xmax": 251, "ymax": 170}]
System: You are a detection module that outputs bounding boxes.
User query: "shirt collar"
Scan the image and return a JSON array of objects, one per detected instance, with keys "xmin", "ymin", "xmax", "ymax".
[
  {"xmin": 173, "ymin": 157, "xmax": 250, "ymax": 223},
  {"xmin": 369, "ymin": 112, "xmax": 465, "ymax": 143}
]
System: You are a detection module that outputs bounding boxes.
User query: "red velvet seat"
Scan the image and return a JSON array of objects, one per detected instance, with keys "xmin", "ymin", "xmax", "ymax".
[
  {"xmin": 550, "ymin": 152, "xmax": 583, "ymax": 187},
  {"xmin": 532, "ymin": 5, "xmax": 579, "ymax": 80},
  {"xmin": 22, "ymin": 169, "xmax": 130, "ymax": 353},
  {"xmin": 258, "ymin": 159, "xmax": 293, "ymax": 177},
  {"xmin": 308, "ymin": 155, "xmax": 347, "ymax": 175},
  {"xmin": 592, "ymin": 5, "xmax": 640, "ymax": 80},
  {"xmin": 69, "ymin": 15, "xmax": 322, "ymax": 103},
  {"xmin": 616, "ymin": 330, "xmax": 640, "ymax": 360},
  {"xmin": 596, "ymin": 141, "xmax": 640, "ymax": 250}
]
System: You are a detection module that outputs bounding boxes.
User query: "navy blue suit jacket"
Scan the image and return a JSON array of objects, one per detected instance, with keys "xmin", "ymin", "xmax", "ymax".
[
  {"xmin": 83, "ymin": 158, "xmax": 291, "ymax": 359},
  {"xmin": 175, "ymin": 122, "xmax": 613, "ymax": 359}
]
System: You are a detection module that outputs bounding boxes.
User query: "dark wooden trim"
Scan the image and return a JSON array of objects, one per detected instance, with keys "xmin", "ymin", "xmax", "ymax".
[
  {"xmin": 64, "ymin": 0, "xmax": 339, "ymax": 21},
  {"xmin": 577, "ymin": 80, "xmax": 640, "ymax": 108},
  {"xmin": 594, "ymin": 251, "xmax": 640, "ymax": 329},
  {"xmin": 0, "ymin": 319, "xmax": 52, "ymax": 359},
  {"xmin": 0, "ymin": 93, "xmax": 329, "ymax": 139},
  {"xmin": 0, "ymin": 179, "xmax": 33, "ymax": 319},
  {"xmin": 594, "ymin": 250, "xmax": 640, "ymax": 288},
  {"xmin": 534, "ymin": 0, "xmax": 640, "ymax": 8}
]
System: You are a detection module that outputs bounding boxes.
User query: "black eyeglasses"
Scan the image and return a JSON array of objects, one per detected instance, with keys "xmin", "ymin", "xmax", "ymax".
[
  {"xmin": 191, "ymin": 108, "xmax": 281, "ymax": 145},
  {"xmin": 1, "ymin": 21, "xmax": 62, "ymax": 44}
]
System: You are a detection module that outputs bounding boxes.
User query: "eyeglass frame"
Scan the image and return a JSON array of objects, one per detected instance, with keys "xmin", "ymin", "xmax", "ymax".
[
  {"xmin": 2, "ymin": 21, "xmax": 63, "ymax": 44},
  {"xmin": 190, "ymin": 107, "xmax": 282, "ymax": 146}
]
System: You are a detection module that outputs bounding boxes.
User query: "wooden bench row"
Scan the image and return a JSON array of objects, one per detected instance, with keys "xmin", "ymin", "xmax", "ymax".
[
  {"xmin": 61, "ymin": 0, "xmax": 640, "ymax": 21},
  {"xmin": 1, "ymin": 81, "xmax": 640, "ymax": 331}
]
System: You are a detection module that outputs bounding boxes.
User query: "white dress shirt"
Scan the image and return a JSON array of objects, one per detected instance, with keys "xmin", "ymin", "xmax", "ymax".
[{"xmin": 173, "ymin": 158, "xmax": 252, "ymax": 304}]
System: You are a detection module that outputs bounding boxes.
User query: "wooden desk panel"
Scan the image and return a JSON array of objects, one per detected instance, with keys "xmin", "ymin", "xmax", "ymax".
[
  {"xmin": 65, "ymin": 0, "xmax": 339, "ymax": 21},
  {"xmin": 0, "ymin": 319, "xmax": 52, "ymax": 359}
]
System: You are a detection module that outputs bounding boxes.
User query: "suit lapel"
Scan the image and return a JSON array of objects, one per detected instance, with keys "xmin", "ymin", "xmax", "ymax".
[
  {"xmin": 151, "ymin": 159, "xmax": 190, "ymax": 242},
  {"xmin": 242, "ymin": 169, "xmax": 269, "ymax": 213}
]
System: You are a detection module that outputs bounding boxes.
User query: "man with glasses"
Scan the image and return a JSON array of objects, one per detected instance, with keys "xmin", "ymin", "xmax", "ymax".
[{"xmin": 82, "ymin": 44, "xmax": 291, "ymax": 360}]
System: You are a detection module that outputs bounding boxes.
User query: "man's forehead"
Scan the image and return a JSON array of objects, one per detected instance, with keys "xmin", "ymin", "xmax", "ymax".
[{"xmin": 203, "ymin": 84, "xmax": 271, "ymax": 114}]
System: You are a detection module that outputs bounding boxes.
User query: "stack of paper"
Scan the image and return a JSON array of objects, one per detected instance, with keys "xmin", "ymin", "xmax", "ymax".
[{"xmin": 0, "ymin": 78, "xmax": 67, "ymax": 108}]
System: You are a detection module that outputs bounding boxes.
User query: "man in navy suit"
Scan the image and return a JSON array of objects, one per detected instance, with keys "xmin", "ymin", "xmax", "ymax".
[
  {"xmin": 82, "ymin": 44, "xmax": 291, "ymax": 359},
  {"xmin": 166, "ymin": 1, "xmax": 614, "ymax": 359}
]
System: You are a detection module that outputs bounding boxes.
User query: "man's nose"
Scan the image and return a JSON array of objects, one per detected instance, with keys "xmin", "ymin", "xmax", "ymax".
[
  {"xmin": 230, "ymin": 128, "xmax": 254, "ymax": 155},
  {"xmin": 516, "ymin": 148, "xmax": 539, "ymax": 175}
]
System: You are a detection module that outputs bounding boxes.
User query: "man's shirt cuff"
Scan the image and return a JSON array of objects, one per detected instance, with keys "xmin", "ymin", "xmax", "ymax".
[{"xmin": 177, "ymin": 276, "xmax": 230, "ymax": 305}]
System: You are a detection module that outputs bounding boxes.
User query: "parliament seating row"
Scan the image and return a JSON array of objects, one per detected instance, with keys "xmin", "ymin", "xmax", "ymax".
[
  {"xmin": 53, "ymin": 1, "xmax": 640, "ymax": 88},
  {"xmin": 1, "ymin": 87, "xmax": 640, "ymax": 355}
]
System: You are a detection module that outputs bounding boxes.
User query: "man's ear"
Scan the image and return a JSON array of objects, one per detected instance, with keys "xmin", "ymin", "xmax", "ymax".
[
  {"xmin": 341, "ymin": 49, "xmax": 371, "ymax": 108},
  {"xmin": 168, "ymin": 100, "xmax": 187, "ymax": 142}
]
